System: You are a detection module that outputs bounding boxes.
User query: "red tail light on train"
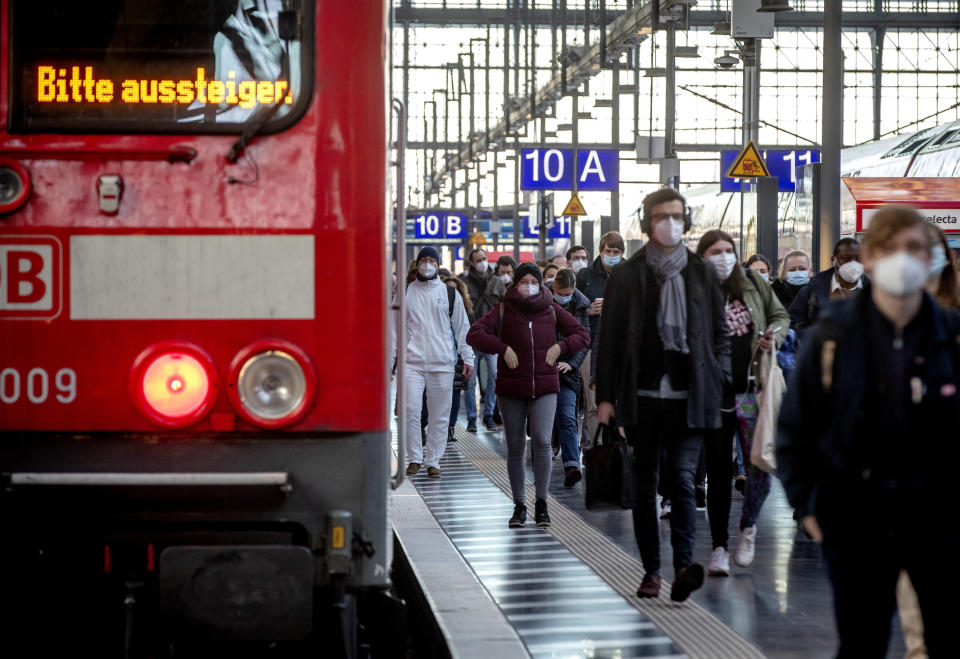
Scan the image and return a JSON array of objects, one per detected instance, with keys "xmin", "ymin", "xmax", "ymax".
[
  {"xmin": 130, "ymin": 343, "xmax": 218, "ymax": 428},
  {"xmin": 228, "ymin": 341, "xmax": 315, "ymax": 429}
]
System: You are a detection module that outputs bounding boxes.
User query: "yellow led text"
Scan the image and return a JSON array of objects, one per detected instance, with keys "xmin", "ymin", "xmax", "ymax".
[{"xmin": 36, "ymin": 66, "xmax": 292, "ymax": 109}]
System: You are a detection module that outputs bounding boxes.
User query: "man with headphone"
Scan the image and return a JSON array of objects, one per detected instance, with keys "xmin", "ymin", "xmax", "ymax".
[{"xmin": 595, "ymin": 187, "xmax": 731, "ymax": 603}]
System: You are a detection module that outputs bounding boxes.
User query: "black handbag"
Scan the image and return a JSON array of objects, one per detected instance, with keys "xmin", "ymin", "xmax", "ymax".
[
  {"xmin": 453, "ymin": 357, "xmax": 467, "ymax": 391},
  {"xmin": 584, "ymin": 423, "xmax": 636, "ymax": 510}
]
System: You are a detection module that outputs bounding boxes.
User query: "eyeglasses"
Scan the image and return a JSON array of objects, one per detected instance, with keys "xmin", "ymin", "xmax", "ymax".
[{"xmin": 652, "ymin": 213, "xmax": 684, "ymax": 222}]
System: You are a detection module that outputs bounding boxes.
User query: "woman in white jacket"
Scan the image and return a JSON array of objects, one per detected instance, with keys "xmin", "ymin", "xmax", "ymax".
[{"xmin": 392, "ymin": 247, "xmax": 474, "ymax": 478}]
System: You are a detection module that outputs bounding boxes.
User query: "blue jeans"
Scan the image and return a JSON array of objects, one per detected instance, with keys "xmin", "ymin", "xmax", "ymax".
[
  {"xmin": 478, "ymin": 352, "xmax": 498, "ymax": 419},
  {"xmin": 460, "ymin": 370, "xmax": 478, "ymax": 423},
  {"xmin": 555, "ymin": 384, "xmax": 580, "ymax": 468}
]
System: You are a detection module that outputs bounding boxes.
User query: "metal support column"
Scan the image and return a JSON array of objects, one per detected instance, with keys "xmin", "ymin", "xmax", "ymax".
[{"xmin": 821, "ymin": 0, "xmax": 843, "ymax": 270}]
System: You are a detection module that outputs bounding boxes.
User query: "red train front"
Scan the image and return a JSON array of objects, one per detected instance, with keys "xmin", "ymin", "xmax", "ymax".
[{"xmin": 0, "ymin": 1, "xmax": 394, "ymax": 655}]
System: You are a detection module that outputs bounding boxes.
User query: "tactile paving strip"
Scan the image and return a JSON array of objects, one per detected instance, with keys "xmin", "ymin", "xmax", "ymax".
[
  {"xmin": 447, "ymin": 426, "xmax": 766, "ymax": 659},
  {"xmin": 403, "ymin": 442, "xmax": 684, "ymax": 659}
]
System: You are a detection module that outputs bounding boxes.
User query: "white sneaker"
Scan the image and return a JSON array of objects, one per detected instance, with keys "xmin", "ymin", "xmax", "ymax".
[
  {"xmin": 708, "ymin": 547, "xmax": 730, "ymax": 576},
  {"xmin": 734, "ymin": 525, "xmax": 757, "ymax": 567},
  {"xmin": 659, "ymin": 502, "xmax": 672, "ymax": 519}
]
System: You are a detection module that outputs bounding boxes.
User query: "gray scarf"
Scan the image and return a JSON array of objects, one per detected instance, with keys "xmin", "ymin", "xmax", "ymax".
[{"xmin": 645, "ymin": 244, "xmax": 690, "ymax": 354}]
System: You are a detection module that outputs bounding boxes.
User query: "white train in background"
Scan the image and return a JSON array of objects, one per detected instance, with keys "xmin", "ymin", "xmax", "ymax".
[{"xmin": 660, "ymin": 120, "xmax": 960, "ymax": 260}]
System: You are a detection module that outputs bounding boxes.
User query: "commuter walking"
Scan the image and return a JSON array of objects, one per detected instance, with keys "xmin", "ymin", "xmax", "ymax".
[
  {"xmin": 772, "ymin": 250, "xmax": 813, "ymax": 308},
  {"xmin": 474, "ymin": 255, "xmax": 516, "ymax": 430},
  {"xmin": 744, "ymin": 254, "xmax": 773, "ymax": 282},
  {"xmin": 696, "ymin": 231, "xmax": 789, "ymax": 576},
  {"xmin": 444, "ymin": 276, "xmax": 475, "ymax": 442},
  {"xmin": 787, "ymin": 238, "xmax": 863, "ymax": 341},
  {"xmin": 567, "ymin": 245, "xmax": 590, "ymax": 276},
  {"xmin": 577, "ymin": 232, "xmax": 625, "ymax": 447},
  {"xmin": 778, "ymin": 206, "xmax": 960, "ymax": 658},
  {"xmin": 458, "ymin": 248, "xmax": 491, "ymax": 431},
  {"xmin": 547, "ymin": 268, "xmax": 591, "ymax": 486},
  {"xmin": 596, "ymin": 189, "xmax": 730, "ymax": 603},
  {"xmin": 393, "ymin": 247, "xmax": 474, "ymax": 479},
  {"xmin": 467, "ymin": 263, "xmax": 590, "ymax": 528}
]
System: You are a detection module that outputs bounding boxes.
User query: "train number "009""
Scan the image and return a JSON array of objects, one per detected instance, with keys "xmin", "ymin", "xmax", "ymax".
[{"xmin": 0, "ymin": 367, "xmax": 77, "ymax": 404}]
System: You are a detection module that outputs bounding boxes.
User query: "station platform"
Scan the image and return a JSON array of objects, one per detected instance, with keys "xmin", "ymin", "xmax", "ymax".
[{"xmin": 392, "ymin": 420, "xmax": 901, "ymax": 659}]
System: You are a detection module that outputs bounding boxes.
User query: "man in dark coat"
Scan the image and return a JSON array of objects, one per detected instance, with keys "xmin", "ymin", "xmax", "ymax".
[
  {"xmin": 596, "ymin": 189, "xmax": 730, "ymax": 603},
  {"xmin": 787, "ymin": 238, "xmax": 863, "ymax": 342},
  {"xmin": 777, "ymin": 206, "xmax": 959, "ymax": 657}
]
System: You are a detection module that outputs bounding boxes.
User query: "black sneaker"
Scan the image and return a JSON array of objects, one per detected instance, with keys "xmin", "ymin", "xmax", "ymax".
[
  {"xmin": 695, "ymin": 486, "xmax": 707, "ymax": 509},
  {"xmin": 482, "ymin": 416, "xmax": 497, "ymax": 431},
  {"xmin": 466, "ymin": 419, "xmax": 478, "ymax": 433},
  {"xmin": 534, "ymin": 499, "xmax": 551, "ymax": 527},
  {"xmin": 508, "ymin": 503, "xmax": 527, "ymax": 528},
  {"xmin": 492, "ymin": 407, "xmax": 503, "ymax": 426},
  {"xmin": 447, "ymin": 426, "xmax": 457, "ymax": 442}
]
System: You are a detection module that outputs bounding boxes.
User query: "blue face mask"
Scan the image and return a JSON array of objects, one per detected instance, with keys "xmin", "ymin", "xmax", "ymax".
[
  {"xmin": 930, "ymin": 245, "xmax": 948, "ymax": 278},
  {"xmin": 554, "ymin": 293, "xmax": 573, "ymax": 305},
  {"xmin": 602, "ymin": 254, "xmax": 622, "ymax": 268},
  {"xmin": 785, "ymin": 271, "xmax": 810, "ymax": 286}
]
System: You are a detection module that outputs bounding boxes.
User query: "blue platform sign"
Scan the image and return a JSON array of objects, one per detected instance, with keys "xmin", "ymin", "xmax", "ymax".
[
  {"xmin": 410, "ymin": 212, "xmax": 469, "ymax": 240},
  {"xmin": 522, "ymin": 215, "xmax": 572, "ymax": 239},
  {"xmin": 521, "ymin": 148, "xmax": 619, "ymax": 191},
  {"xmin": 576, "ymin": 150, "xmax": 619, "ymax": 191},
  {"xmin": 721, "ymin": 148, "xmax": 820, "ymax": 192}
]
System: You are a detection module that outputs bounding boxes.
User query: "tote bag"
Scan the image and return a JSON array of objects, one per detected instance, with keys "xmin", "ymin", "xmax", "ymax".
[
  {"xmin": 584, "ymin": 423, "xmax": 636, "ymax": 510},
  {"xmin": 750, "ymin": 349, "xmax": 785, "ymax": 474}
]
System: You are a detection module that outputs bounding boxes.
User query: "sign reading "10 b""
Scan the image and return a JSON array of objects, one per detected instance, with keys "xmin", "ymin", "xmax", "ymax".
[
  {"xmin": 520, "ymin": 148, "xmax": 619, "ymax": 192},
  {"xmin": 412, "ymin": 212, "xmax": 469, "ymax": 239}
]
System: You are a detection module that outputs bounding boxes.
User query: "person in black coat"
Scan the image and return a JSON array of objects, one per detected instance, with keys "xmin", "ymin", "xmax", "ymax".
[
  {"xmin": 548, "ymin": 268, "xmax": 590, "ymax": 486},
  {"xmin": 596, "ymin": 189, "xmax": 731, "ymax": 603},
  {"xmin": 777, "ymin": 207, "xmax": 959, "ymax": 658},
  {"xmin": 787, "ymin": 238, "xmax": 863, "ymax": 342}
]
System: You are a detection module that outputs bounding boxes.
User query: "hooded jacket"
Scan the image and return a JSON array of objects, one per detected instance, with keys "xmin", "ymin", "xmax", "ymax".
[
  {"xmin": 391, "ymin": 275, "xmax": 475, "ymax": 372},
  {"xmin": 467, "ymin": 285, "xmax": 590, "ymax": 400}
]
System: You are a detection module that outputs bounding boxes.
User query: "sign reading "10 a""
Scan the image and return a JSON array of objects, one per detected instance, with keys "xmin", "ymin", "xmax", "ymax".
[
  {"xmin": 412, "ymin": 212, "xmax": 469, "ymax": 239},
  {"xmin": 520, "ymin": 148, "xmax": 619, "ymax": 192}
]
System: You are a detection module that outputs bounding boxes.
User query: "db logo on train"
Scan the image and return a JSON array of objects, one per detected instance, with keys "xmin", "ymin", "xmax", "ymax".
[{"xmin": 0, "ymin": 235, "xmax": 62, "ymax": 320}]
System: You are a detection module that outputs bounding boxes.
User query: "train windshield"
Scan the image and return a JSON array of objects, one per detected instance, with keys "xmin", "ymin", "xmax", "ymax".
[{"xmin": 9, "ymin": 0, "xmax": 310, "ymax": 134}]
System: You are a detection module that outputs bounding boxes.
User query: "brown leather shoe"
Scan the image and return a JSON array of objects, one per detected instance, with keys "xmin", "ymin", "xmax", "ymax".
[
  {"xmin": 405, "ymin": 463, "xmax": 421, "ymax": 476},
  {"xmin": 636, "ymin": 573, "xmax": 661, "ymax": 598},
  {"xmin": 427, "ymin": 466, "xmax": 442, "ymax": 479},
  {"xmin": 563, "ymin": 467, "xmax": 582, "ymax": 487}
]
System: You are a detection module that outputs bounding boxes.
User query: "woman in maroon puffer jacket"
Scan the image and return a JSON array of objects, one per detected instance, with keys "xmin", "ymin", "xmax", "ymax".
[{"xmin": 467, "ymin": 262, "xmax": 590, "ymax": 529}]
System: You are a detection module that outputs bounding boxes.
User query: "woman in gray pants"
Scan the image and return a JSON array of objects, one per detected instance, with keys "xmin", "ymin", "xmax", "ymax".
[{"xmin": 467, "ymin": 263, "xmax": 590, "ymax": 528}]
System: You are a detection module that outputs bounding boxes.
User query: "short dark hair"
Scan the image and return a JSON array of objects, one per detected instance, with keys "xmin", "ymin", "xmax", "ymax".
[
  {"xmin": 543, "ymin": 263, "xmax": 560, "ymax": 278},
  {"xmin": 640, "ymin": 188, "xmax": 689, "ymax": 234},
  {"xmin": 744, "ymin": 254, "xmax": 771, "ymax": 271},
  {"xmin": 832, "ymin": 237, "xmax": 859, "ymax": 257},
  {"xmin": 566, "ymin": 244, "xmax": 588, "ymax": 260},
  {"xmin": 599, "ymin": 231, "xmax": 625, "ymax": 253},
  {"xmin": 496, "ymin": 255, "xmax": 516, "ymax": 272},
  {"xmin": 554, "ymin": 268, "xmax": 576, "ymax": 289}
]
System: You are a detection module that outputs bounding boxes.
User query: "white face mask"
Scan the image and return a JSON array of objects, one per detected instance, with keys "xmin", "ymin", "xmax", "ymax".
[
  {"xmin": 872, "ymin": 251, "xmax": 929, "ymax": 297},
  {"xmin": 571, "ymin": 258, "xmax": 588, "ymax": 273},
  {"xmin": 499, "ymin": 273, "xmax": 512, "ymax": 284},
  {"xmin": 418, "ymin": 263, "xmax": 437, "ymax": 278},
  {"xmin": 544, "ymin": 277, "xmax": 555, "ymax": 286},
  {"xmin": 929, "ymin": 245, "xmax": 948, "ymax": 279},
  {"xmin": 652, "ymin": 218, "xmax": 685, "ymax": 247},
  {"xmin": 519, "ymin": 283, "xmax": 540, "ymax": 297},
  {"xmin": 752, "ymin": 271, "xmax": 769, "ymax": 282},
  {"xmin": 836, "ymin": 260, "xmax": 864, "ymax": 284},
  {"xmin": 708, "ymin": 252, "xmax": 737, "ymax": 281},
  {"xmin": 474, "ymin": 259, "xmax": 488, "ymax": 273}
]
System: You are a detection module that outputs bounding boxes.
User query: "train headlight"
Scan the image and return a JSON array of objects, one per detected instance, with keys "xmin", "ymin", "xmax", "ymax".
[
  {"xmin": 229, "ymin": 342, "xmax": 315, "ymax": 428},
  {"xmin": 0, "ymin": 159, "xmax": 32, "ymax": 215},
  {"xmin": 131, "ymin": 343, "xmax": 218, "ymax": 428}
]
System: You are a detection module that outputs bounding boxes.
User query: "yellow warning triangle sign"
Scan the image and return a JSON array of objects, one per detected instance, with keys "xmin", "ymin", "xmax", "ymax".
[
  {"xmin": 726, "ymin": 141, "xmax": 770, "ymax": 178},
  {"xmin": 468, "ymin": 230, "xmax": 486, "ymax": 245},
  {"xmin": 561, "ymin": 193, "xmax": 587, "ymax": 217}
]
